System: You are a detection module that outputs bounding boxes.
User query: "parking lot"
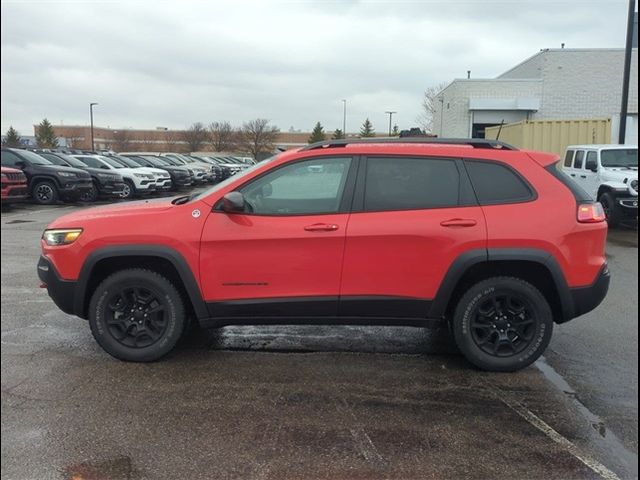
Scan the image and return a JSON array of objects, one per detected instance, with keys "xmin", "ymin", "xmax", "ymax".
[{"xmin": 1, "ymin": 201, "xmax": 637, "ymax": 480}]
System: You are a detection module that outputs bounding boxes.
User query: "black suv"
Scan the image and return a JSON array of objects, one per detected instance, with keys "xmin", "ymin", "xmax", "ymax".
[
  {"xmin": 35, "ymin": 151, "xmax": 126, "ymax": 202},
  {"xmin": 1, "ymin": 148, "xmax": 93, "ymax": 205}
]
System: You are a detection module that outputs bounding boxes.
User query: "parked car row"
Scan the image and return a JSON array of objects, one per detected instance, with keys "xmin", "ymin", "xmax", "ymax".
[{"xmin": 0, "ymin": 147, "xmax": 255, "ymax": 205}]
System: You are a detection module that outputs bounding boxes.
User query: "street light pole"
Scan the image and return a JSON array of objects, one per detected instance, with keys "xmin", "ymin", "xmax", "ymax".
[
  {"xmin": 89, "ymin": 102, "xmax": 98, "ymax": 151},
  {"xmin": 342, "ymin": 99, "xmax": 347, "ymax": 137},
  {"xmin": 385, "ymin": 111, "xmax": 397, "ymax": 136},
  {"xmin": 618, "ymin": 0, "xmax": 635, "ymax": 144}
]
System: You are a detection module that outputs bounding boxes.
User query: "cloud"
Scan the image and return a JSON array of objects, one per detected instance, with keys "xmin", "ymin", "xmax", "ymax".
[{"xmin": 0, "ymin": 0, "xmax": 630, "ymax": 135}]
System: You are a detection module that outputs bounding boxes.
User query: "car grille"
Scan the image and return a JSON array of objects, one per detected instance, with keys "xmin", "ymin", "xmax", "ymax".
[{"xmin": 5, "ymin": 173, "xmax": 25, "ymax": 181}]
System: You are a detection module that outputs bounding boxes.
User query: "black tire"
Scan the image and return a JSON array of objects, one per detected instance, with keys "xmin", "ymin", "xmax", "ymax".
[
  {"xmin": 89, "ymin": 269, "xmax": 186, "ymax": 362},
  {"xmin": 81, "ymin": 181, "xmax": 99, "ymax": 202},
  {"xmin": 452, "ymin": 277, "xmax": 553, "ymax": 372},
  {"xmin": 599, "ymin": 192, "xmax": 621, "ymax": 228},
  {"xmin": 31, "ymin": 180, "xmax": 59, "ymax": 205},
  {"xmin": 121, "ymin": 179, "xmax": 136, "ymax": 200}
]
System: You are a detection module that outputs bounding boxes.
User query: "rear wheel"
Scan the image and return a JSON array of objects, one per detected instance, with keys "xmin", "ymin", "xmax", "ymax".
[
  {"xmin": 599, "ymin": 192, "xmax": 621, "ymax": 228},
  {"xmin": 89, "ymin": 269, "xmax": 186, "ymax": 362},
  {"xmin": 452, "ymin": 277, "xmax": 553, "ymax": 372},
  {"xmin": 32, "ymin": 180, "xmax": 59, "ymax": 205}
]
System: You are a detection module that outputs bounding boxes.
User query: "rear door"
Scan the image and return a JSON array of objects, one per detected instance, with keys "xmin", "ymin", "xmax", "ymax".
[
  {"xmin": 571, "ymin": 150, "xmax": 587, "ymax": 188},
  {"xmin": 339, "ymin": 156, "xmax": 487, "ymax": 318}
]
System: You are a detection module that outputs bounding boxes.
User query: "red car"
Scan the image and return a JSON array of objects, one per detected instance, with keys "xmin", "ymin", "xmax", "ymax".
[
  {"xmin": 37, "ymin": 138, "xmax": 610, "ymax": 371},
  {"xmin": 1, "ymin": 166, "xmax": 28, "ymax": 203}
]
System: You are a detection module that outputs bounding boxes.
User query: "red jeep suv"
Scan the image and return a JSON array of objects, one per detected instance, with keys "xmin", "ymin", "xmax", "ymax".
[{"xmin": 37, "ymin": 138, "xmax": 610, "ymax": 371}]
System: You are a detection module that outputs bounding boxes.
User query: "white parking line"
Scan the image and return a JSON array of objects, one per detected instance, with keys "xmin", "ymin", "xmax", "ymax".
[{"xmin": 493, "ymin": 389, "xmax": 622, "ymax": 480}]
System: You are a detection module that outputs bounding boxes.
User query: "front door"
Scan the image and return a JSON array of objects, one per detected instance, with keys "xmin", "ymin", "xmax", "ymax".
[{"xmin": 200, "ymin": 156, "xmax": 356, "ymax": 318}]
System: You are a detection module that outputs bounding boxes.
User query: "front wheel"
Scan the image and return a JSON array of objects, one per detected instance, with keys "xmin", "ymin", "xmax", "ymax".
[
  {"xmin": 599, "ymin": 192, "xmax": 621, "ymax": 228},
  {"xmin": 121, "ymin": 179, "xmax": 135, "ymax": 200},
  {"xmin": 32, "ymin": 180, "xmax": 59, "ymax": 205},
  {"xmin": 89, "ymin": 269, "xmax": 186, "ymax": 362},
  {"xmin": 452, "ymin": 277, "xmax": 553, "ymax": 372},
  {"xmin": 81, "ymin": 182, "xmax": 99, "ymax": 202}
]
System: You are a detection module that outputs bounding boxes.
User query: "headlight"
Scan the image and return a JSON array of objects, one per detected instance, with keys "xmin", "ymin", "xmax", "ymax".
[
  {"xmin": 57, "ymin": 171, "xmax": 77, "ymax": 178},
  {"xmin": 134, "ymin": 173, "xmax": 150, "ymax": 178},
  {"xmin": 97, "ymin": 173, "xmax": 115, "ymax": 180},
  {"xmin": 42, "ymin": 229, "xmax": 83, "ymax": 246},
  {"xmin": 630, "ymin": 179, "xmax": 638, "ymax": 194},
  {"xmin": 1, "ymin": 173, "xmax": 6, "ymax": 179}
]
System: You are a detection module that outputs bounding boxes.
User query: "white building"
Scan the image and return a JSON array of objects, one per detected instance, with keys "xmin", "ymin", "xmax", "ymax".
[{"xmin": 433, "ymin": 48, "xmax": 638, "ymax": 143}]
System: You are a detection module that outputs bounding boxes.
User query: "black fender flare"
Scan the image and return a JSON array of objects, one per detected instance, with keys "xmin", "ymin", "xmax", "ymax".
[
  {"xmin": 29, "ymin": 175, "xmax": 62, "ymax": 192},
  {"xmin": 428, "ymin": 248, "xmax": 574, "ymax": 322},
  {"xmin": 74, "ymin": 245, "xmax": 208, "ymax": 320}
]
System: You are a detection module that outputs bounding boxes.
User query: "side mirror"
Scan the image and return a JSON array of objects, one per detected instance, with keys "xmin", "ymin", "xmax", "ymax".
[
  {"xmin": 221, "ymin": 191, "xmax": 246, "ymax": 213},
  {"xmin": 15, "ymin": 161, "xmax": 25, "ymax": 169},
  {"xmin": 586, "ymin": 161, "xmax": 598, "ymax": 172},
  {"xmin": 101, "ymin": 165, "xmax": 110, "ymax": 170}
]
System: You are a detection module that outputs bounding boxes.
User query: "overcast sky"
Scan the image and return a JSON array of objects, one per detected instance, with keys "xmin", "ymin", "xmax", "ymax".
[{"xmin": 0, "ymin": 0, "xmax": 634, "ymax": 135}]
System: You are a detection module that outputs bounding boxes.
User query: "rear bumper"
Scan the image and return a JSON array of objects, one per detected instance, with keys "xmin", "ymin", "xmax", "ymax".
[
  {"xmin": 37, "ymin": 255, "xmax": 77, "ymax": 316},
  {"xmin": 567, "ymin": 264, "xmax": 611, "ymax": 320}
]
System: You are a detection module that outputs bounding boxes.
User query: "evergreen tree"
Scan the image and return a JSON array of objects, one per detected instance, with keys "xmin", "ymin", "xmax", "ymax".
[
  {"xmin": 332, "ymin": 128, "xmax": 345, "ymax": 140},
  {"xmin": 360, "ymin": 118, "xmax": 375, "ymax": 137},
  {"xmin": 2, "ymin": 126, "xmax": 21, "ymax": 147},
  {"xmin": 391, "ymin": 124, "xmax": 400, "ymax": 136},
  {"xmin": 35, "ymin": 118, "xmax": 59, "ymax": 148},
  {"xmin": 308, "ymin": 122, "xmax": 326, "ymax": 144}
]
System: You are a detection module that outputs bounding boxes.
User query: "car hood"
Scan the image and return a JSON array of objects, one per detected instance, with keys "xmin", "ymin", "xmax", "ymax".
[
  {"xmin": 40, "ymin": 164, "xmax": 91, "ymax": 178},
  {"xmin": 602, "ymin": 167, "xmax": 638, "ymax": 182},
  {"xmin": 47, "ymin": 197, "xmax": 178, "ymax": 227}
]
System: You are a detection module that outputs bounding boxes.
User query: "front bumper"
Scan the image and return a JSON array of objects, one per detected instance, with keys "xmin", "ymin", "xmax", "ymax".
[
  {"xmin": 618, "ymin": 196, "xmax": 638, "ymax": 216},
  {"xmin": 97, "ymin": 180, "xmax": 126, "ymax": 197},
  {"xmin": 37, "ymin": 255, "xmax": 77, "ymax": 316},
  {"xmin": 60, "ymin": 179, "xmax": 93, "ymax": 198},
  {"xmin": 1, "ymin": 183, "xmax": 29, "ymax": 201},
  {"xmin": 568, "ymin": 264, "xmax": 611, "ymax": 319}
]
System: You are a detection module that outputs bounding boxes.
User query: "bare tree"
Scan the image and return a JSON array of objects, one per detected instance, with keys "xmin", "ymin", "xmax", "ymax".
[
  {"xmin": 238, "ymin": 118, "xmax": 280, "ymax": 159},
  {"xmin": 209, "ymin": 121, "xmax": 236, "ymax": 152},
  {"xmin": 163, "ymin": 130, "xmax": 181, "ymax": 151},
  {"xmin": 417, "ymin": 81, "xmax": 449, "ymax": 133},
  {"xmin": 182, "ymin": 122, "xmax": 209, "ymax": 152},
  {"xmin": 112, "ymin": 129, "xmax": 132, "ymax": 151}
]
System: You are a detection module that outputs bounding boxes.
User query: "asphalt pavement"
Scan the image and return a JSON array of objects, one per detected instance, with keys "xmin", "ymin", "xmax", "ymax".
[{"xmin": 1, "ymin": 201, "xmax": 637, "ymax": 480}]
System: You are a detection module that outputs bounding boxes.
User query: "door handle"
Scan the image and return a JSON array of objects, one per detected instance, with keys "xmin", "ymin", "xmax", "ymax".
[
  {"xmin": 440, "ymin": 218, "xmax": 477, "ymax": 228},
  {"xmin": 304, "ymin": 223, "xmax": 339, "ymax": 232},
  {"xmin": 580, "ymin": 175, "xmax": 587, "ymax": 179},
  {"xmin": 570, "ymin": 174, "xmax": 576, "ymax": 177}
]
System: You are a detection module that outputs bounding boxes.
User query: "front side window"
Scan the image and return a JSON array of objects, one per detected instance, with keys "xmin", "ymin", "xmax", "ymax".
[
  {"xmin": 364, "ymin": 157, "xmax": 460, "ymax": 211},
  {"xmin": 1, "ymin": 150, "xmax": 23, "ymax": 167},
  {"xmin": 585, "ymin": 151, "xmax": 598, "ymax": 171},
  {"xmin": 574, "ymin": 150, "xmax": 585, "ymax": 169},
  {"xmin": 239, "ymin": 157, "xmax": 352, "ymax": 215}
]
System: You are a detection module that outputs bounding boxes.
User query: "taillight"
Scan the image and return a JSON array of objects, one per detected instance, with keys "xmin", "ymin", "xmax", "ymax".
[{"xmin": 578, "ymin": 202, "xmax": 606, "ymax": 223}]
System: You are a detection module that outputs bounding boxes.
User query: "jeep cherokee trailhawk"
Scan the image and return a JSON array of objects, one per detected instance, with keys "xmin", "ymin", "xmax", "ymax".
[{"xmin": 38, "ymin": 138, "xmax": 610, "ymax": 371}]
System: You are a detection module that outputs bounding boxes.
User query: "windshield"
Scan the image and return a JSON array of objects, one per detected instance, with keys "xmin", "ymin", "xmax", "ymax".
[
  {"xmin": 112, "ymin": 155, "xmax": 142, "ymax": 168},
  {"xmin": 142, "ymin": 156, "xmax": 171, "ymax": 167},
  {"xmin": 57, "ymin": 154, "xmax": 87, "ymax": 168},
  {"xmin": 99, "ymin": 156, "xmax": 127, "ymax": 169},
  {"xmin": 38, "ymin": 153, "xmax": 68, "ymax": 166},
  {"xmin": 601, "ymin": 149, "xmax": 638, "ymax": 168},
  {"xmin": 192, "ymin": 155, "xmax": 279, "ymax": 202},
  {"xmin": 18, "ymin": 150, "xmax": 53, "ymax": 165}
]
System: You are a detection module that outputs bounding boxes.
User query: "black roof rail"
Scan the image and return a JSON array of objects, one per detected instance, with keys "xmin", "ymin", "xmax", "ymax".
[{"xmin": 301, "ymin": 137, "xmax": 518, "ymax": 151}]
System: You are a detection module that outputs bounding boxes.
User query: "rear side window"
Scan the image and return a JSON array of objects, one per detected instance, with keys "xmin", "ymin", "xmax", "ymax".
[
  {"xmin": 465, "ymin": 161, "xmax": 534, "ymax": 205},
  {"xmin": 564, "ymin": 150, "xmax": 574, "ymax": 167},
  {"xmin": 364, "ymin": 157, "xmax": 460, "ymax": 211},
  {"xmin": 574, "ymin": 150, "xmax": 585, "ymax": 169}
]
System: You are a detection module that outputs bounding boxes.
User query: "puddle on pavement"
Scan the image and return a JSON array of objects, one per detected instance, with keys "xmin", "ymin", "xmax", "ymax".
[
  {"xmin": 537, "ymin": 358, "xmax": 638, "ymax": 476},
  {"xmin": 5, "ymin": 219, "xmax": 34, "ymax": 224},
  {"xmin": 62, "ymin": 456, "xmax": 141, "ymax": 480}
]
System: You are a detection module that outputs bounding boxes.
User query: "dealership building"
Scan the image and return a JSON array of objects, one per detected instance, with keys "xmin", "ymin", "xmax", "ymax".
[{"xmin": 433, "ymin": 47, "xmax": 638, "ymax": 144}]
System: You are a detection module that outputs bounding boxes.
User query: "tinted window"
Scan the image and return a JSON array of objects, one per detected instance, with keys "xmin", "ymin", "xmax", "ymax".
[
  {"xmin": 39, "ymin": 153, "xmax": 67, "ymax": 166},
  {"xmin": 564, "ymin": 150, "xmax": 574, "ymax": 168},
  {"xmin": 14, "ymin": 150, "xmax": 51, "ymax": 165},
  {"xmin": 240, "ymin": 157, "xmax": 352, "ymax": 215},
  {"xmin": 75, "ymin": 156, "xmax": 105, "ymax": 169},
  {"xmin": 574, "ymin": 150, "xmax": 585, "ymax": 169},
  {"xmin": 465, "ymin": 161, "xmax": 533, "ymax": 204},
  {"xmin": 365, "ymin": 157, "xmax": 460, "ymax": 211},
  {"xmin": 1, "ymin": 150, "xmax": 23, "ymax": 166},
  {"xmin": 585, "ymin": 151, "xmax": 598, "ymax": 171}
]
